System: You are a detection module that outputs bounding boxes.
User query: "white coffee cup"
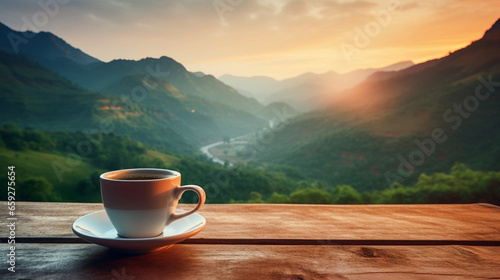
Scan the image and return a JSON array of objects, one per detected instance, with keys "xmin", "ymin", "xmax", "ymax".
[{"xmin": 100, "ymin": 168, "xmax": 206, "ymax": 238}]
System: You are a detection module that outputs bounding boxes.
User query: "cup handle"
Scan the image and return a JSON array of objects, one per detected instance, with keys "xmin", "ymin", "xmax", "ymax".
[{"xmin": 169, "ymin": 185, "xmax": 206, "ymax": 224}]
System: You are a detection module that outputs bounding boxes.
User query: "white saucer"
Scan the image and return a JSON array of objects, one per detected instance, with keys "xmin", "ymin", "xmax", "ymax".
[{"xmin": 72, "ymin": 210, "xmax": 206, "ymax": 254}]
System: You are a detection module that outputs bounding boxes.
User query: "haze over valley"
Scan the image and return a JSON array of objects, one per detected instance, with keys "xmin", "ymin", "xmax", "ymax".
[{"xmin": 1, "ymin": 3, "xmax": 499, "ymax": 205}]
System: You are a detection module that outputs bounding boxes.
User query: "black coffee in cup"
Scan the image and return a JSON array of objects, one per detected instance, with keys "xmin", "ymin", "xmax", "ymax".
[{"xmin": 105, "ymin": 173, "xmax": 176, "ymax": 181}]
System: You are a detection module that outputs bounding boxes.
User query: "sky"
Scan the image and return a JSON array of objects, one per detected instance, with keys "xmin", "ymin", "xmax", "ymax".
[{"xmin": 0, "ymin": 0, "xmax": 499, "ymax": 80}]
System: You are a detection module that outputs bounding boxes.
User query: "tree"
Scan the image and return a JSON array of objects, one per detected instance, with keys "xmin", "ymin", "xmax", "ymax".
[
  {"xmin": 290, "ymin": 188, "xmax": 331, "ymax": 204},
  {"xmin": 0, "ymin": 123, "xmax": 27, "ymax": 151},
  {"xmin": 331, "ymin": 185, "xmax": 362, "ymax": 204},
  {"xmin": 268, "ymin": 192, "xmax": 290, "ymax": 203},
  {"xmin": 77, "ymin": 179, "xmax": 99, "ymax": 195},
  {"xmin": 18, "ymin": 177, "xmax": 59, "ymax": 202},
  {"xmin": 247, "ymin": 192, "xmax": 264, "ymax": 203},
  {"xmin": 372, "ymin": 163, "xmax": 500, "ymax": 205}
]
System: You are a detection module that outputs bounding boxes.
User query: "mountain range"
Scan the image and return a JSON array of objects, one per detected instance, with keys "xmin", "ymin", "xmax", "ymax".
[
  {"xmin": 0, "ymin": 22, "xmax": 263, "ymax": 115},
  {"xmin": 0, "ymin": 21, "xmax": 268, "ymax": 153},
  {"xmin": 251, "ymin": 18, "xmax": 500, "ymax": 191},
  {"xmin": 0, "ymin": 50, "xmax": 199, "ymax": 154},
  {"xmin": 0, "ymin": 22, "xmax": 99, "ymax": 66},
  {"xmin": 220, "ymin": 60, "xmax": 414, "ymax": 111},
  {"xmin": 1, "ymin": 16, "xmax": 499, "ymax": 195}
]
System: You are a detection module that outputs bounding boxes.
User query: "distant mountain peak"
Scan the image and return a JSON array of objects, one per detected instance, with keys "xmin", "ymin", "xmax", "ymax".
[
  {"xmin": 0, "ymin": 20, "xmax": 100, "ymax": 66},
  {"xmin": 192, "ymin": 71, "xmax": 206, "ymax": 77},
  {"xmin": 0, "ymin": 21, "xmax": 11, "ymax": 32},
  {"xmin": 158, "ymin": 55, "xmax": 176, "ymax": 63},
  {"xmin": 159, "ymin": 55, "xmax": 171, "ymax": 59},
  {"xmin": 380, "ymin": 60, "xmax": 414, "ymax": 71},
  {"xmin": 135, "ymin": 55, "xmax": 187, "ymax": 72},
  {"xmin": 220, "ymin": 74, "xmax": 279, "ymax": 82},
  {"xmin": 484, "ymin": 17, "xmax": 500, "ymax": 36},
  {"xmin": 258, "ymin": 101, "xmax": 299, "ymax": 120}
]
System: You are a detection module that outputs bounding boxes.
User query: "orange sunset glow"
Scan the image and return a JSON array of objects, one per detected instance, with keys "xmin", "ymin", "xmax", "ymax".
[{"xmin": 0, "ymin": 0, "xmax": 498, "ymax": 79}]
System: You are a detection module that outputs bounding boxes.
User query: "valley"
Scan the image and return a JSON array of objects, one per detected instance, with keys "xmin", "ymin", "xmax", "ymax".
[{"xmin": 0, "ymin": 18, "xmax": 499, "ymax": 205}]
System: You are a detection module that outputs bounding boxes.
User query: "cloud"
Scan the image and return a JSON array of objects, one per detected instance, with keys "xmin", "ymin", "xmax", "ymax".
[{"xmin": 0, "ymin": 0, "xmax": 498, "ymax": 79}]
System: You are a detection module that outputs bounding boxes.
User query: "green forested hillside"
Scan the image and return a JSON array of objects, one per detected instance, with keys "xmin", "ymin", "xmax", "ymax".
[
  {"xmin": 2, "ymin": 125, "xmax": 498, "ymax": 205},
  {"xmin": 251, "ymin": 20, "xmax": 500, "ymax": 192},
  {"xmin": 0, "ymin": 50, "xmax": 267, "ymax": 153},
  {"xmin": 0, "ymin": 50, "xmax": 196, "ymax": 154},
  {"xmin": 262, "ymin": 163, "xmax": 500, "ymax": 205},
  {"xmin": 0, "ymin": 50, "xmax": 99, "ymax": 131},
  {"xmin": 0, "ymin": 21, "xmax": 269, "ymax": 150},
  {"xmin": 57, "ymin": 56, "xmax": 264, "ymax": 114},
  {"xmin": 104, "ymin": 74, "xmax": 267, "ymax": 144},
  {"xmin": 0, "ymin": 22, "xmax": 100, "ymax": 66},
  {"xmin": 0, "ymin": 125, "xmax": 307, "ymax": 203}
]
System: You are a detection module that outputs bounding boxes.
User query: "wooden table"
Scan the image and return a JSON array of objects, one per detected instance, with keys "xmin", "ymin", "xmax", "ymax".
[{"xmin": 1, "ymin": 202, "xmax": 500, "ymax": 279}]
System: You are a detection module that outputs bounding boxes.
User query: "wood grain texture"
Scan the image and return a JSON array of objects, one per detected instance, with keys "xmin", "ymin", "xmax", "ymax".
[
  {"xmin": 3, "ymin": 244, "xmax": 500, "ymax": 280},
  {"xmin": 1, "ymin": 202, "xmax": 499, "ymax": 242}
]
